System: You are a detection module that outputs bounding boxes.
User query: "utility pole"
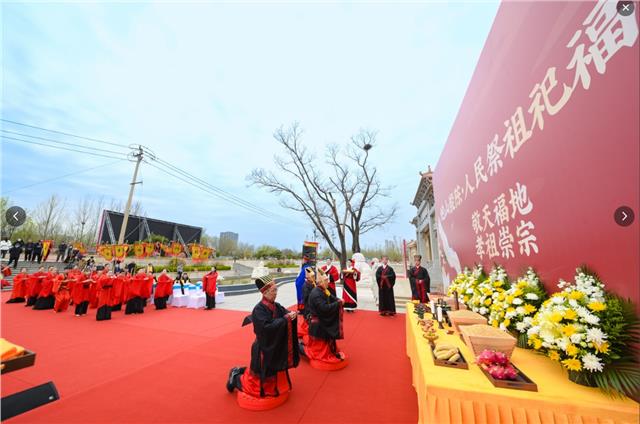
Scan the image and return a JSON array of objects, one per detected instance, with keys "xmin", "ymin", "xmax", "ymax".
[{"xmin": 118, "ymin": 146, "xmax": 143, "ymax": 244}]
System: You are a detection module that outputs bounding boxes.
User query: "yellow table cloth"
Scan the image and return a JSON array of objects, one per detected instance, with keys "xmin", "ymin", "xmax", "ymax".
[{"xmin": 406, "ymin": 303, "xmax": 639, "ymax": 424}]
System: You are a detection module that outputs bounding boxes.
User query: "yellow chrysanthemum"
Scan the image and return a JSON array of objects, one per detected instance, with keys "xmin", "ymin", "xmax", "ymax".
[
  {"xmin": 568, "ymin": 291, "xmax": 583, "ymax": 300},
  {"xmin": 562, "ymin": 358, "xmax": 582, "ymax": 371},
  {"xmin": 588, "ymin": 301, "xmax": 606, "ymax": 312},
  {"xmin": 503, "ymin": 319, "xmax": 511, "ymax": 328},
  {"xmin": 595, "ymin": 342, "xmax": 610, "ymax": 354},
  {"xmin": 484, "ymin": 298, "xmax": 492, "ymax": 306},
  {"xmin": 463, "ymin": 296, "xmax": 470, "ymax": 302},
  {"xmin": 517, "ymin": 281, "xmax": 528, "ymax": 289},
  {"xmin": 533, "ymin": 339, "xmax": 543, "ymax": 350},
  {"xmin": 506, "ymin": 307, "xmax": 516, "ymax": 314},
  {"xmin": 513, "ymin": 289, "xmax": 523, "ymax": 297},
  {"xmin": 524, "ymin": 304, "xmax": 536, "ymax": 315},
  {"xmin": 550, "ymin": 312, "xmax": 563, "ymax": 323},
  {"xmin": 492, "ymin": 320, "xmax": 499, "ymax": 327},
  {"xmin": 548, "ymin": 351, "xmax": 560, "ymax": 361},
  {"xmin": 566, "ymin": 344, "xmax": 579, "ymax": 357},
  {"xmin": 564, "ymin": 309, "xmax": 577, "ymax": 320},
  {"xmin": 562, "ymin": 324, "xmax": 577, "ymax": 337},
  {"xmin": 506, "ymin": 295, "xmax": 515, "ymax": 304}
]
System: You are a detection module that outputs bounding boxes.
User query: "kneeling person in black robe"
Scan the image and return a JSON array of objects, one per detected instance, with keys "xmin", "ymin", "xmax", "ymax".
[{"xmin": 227, "ymin": 275, "xmax": 299, "ymax": 399}]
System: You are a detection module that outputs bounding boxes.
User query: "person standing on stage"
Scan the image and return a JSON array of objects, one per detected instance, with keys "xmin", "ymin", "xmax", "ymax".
[
  {"xmin": 154, "ymin": 269, "xmax": 173, "ymax": 310},
  {"xmin": 341, "ymin": 259, "xmax": 360, "ymax": 312},
  {"xmin": 111, "ymin": 271, "xmax": 125, "ymax": 311},
  {"xmin": 320, "ymin": 258, "xmax": 339, "ymax": 296},
  {"xmin": 202, "ymin": 267, "xmax": 218, "ymax": 310},
  {"xmin": 408, "ymin": 255, "xmax": 430, "ymax": 303},
  {"xmin": 25, "ymin": 266, "xmax": 45, "ymax": 307},
  {"xmin": 295, "ymin": 255, "xmax": 312, "ymax": 311},
  {"xmin": 53, "ymin": 273, "xmax": 72, "ymax": 313},
  {"xmin": 96, "ymin": 271, "xmax": 114, "ymax": 321},
  {"xmin": 226, "ymin": 275, "xmax": 299, "ymax": 401},
  {"xmin": 33, "ymin": 267, "xmax": 60, "ymax": 310},
  {"xmin": 375, "ymin": 256, "xmax": 397, "ymax": 316},
  {"xmin": 301, "ymin": 269, "xmax": 347, "ymax": 366},
  {"xmin": 297, "ymin": 267, "xmax": 317, "ymax": 341},
  {"xmin": 6, "ymin": 267, "xmax": 28, "ymax": 303},
  {"xmin": 125, "ymin": 269, "xmax": 146, "ymax": 314},
  {"xmin": 72, "ymin": 272, "xmax": 92, "ymax": 316},
  {"xmin": 177, "ymin": 272, "xmax": 191, "ymax": 294}
]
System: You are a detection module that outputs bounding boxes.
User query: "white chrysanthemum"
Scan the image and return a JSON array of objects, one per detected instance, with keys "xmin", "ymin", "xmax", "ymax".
[
  {"xmin": 556, "ymin": 337, "xmax": 570, "ymax": 351},
  {"xmin": 525, "ymin": 293, "xmax": 539, "ymax": 300},
  {"xmin": 568, "ymin": 299, "xmax": 579, "ymax": 308},
  {"xmin": 586, "ymin": 327, "xmax": 607, "ymax": 344},
  {"xmin": 570, "ymin": 333, "xmax": 583, "ymax": 344},
  {"xmin": 527, "ymin": 326, "xmax": 540, "ymax": 336},
  {"xmin": 552, "ymin": 296, "xmax": 565, "ymax": 305},
  {"xmin": 479, "ymin": 307, "xmax": 488, "ymax": 315},
  {"xmin": 584, "ymin": 314, "xmax": 600, "ymax": 325},
  {"xmin": 582, "ymin": 353, "xmax": 604, "ymax": 372},
  {"xmin": 512, "ymin": 298, "xmax": 523, "ymax": 305},
  {"xmin": 505, "ymin": 311, "xmax": 516, "ymax": 319},
  {"xmin": 523, "ymin": 317, "xmax": 533, "ymax": 325},
  {"xmin": 516, "ymin": 322, "xmax": 527, "ymax": 332},
  {"xmin": 542, "ymin": 333, "xmax": 555, "ymax": 344},
  {"xmin": 516, "ymin": 306, "xmax": 525, "ymax": 315}
]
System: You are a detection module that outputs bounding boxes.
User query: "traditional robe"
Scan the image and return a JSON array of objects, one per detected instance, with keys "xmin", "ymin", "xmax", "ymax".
[
  {"xmin": 341, "ymin": 268, "xmax": 360, "ymax": 310},
  {"xmin": 33, "ymin": 273, "xmax": 58, "ymax": 310},
  {"xmin": 96, "ymin": 275, "xmax": 113, "ymax": 321},
  {"xmin": 141, "ymin": 275, "xmax": 154, "ymax": 308},
  {"xmin": 89, "ymin": 271, "xmax": 100, "ymax": 308},
  {"xmin": 202, "ymin": 271, "xmax": 218, "ymax": 309},
  {"xmin": 154, "ymin": 274, "xmax": 173, "ymax": 310},
  {"xmin": 26, "ymin": 272, "xmax": 45, "ymax": 306},
  {"xmin": 295, "ymin": 263, "xmax": 312, "ymax": 309},
  {"xmin": 6, "ymin": 272, "xmax": 28, "ymax": 303},
  {"xmin": 126, "ymin": 274, "xmax": 146, "ymax": 314},
  {"xmin": 376, "ymin": 265, "xmax": 397, "ymax": 314},
  {"xmin": 408, "ymin": 265, "xmax": 430, "ymax": 303},
  {"xmin": 110, "ymin": 274, "xmax": 125, "ymax": 310},
  {"xmin": 231, "ymin": 299, "xmax": 299, "ymax": 398},
  {"xmin": 297, "ymin": 279, "xmax": 315, "ymax": 340},
  {"xmin": 320, "ymin": 264, "xmax": 339, "ymax": 296},
  {"xmin": 53, "ymin": 278, "xmax": 72, "ymax": 312},
  {"xmin": 303, "ymin": 286, "xmax": 345, "ymax": 363},
  {"xmin": 71, "ymin": 274, "xmax": 91, "ymax": 316}
]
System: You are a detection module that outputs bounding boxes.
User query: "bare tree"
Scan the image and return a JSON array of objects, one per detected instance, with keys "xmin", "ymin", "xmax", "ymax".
[
  {"xmin": 248, "ymin": 123, "xmax": 397, "ymax": 270},
  {"xmin": 32, "ymin": 195, "xmax": 66, "ymax": 240}
]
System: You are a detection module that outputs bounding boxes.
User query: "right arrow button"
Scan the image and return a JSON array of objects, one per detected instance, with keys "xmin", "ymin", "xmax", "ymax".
[{"xmin": 614, "ymin": 206, "xmax": 635, "ymax": 227}]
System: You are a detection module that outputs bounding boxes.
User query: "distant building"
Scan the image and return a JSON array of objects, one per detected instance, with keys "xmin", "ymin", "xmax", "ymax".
[
  {"xmin": 218, "ymin": 231, "xmax": 239, "ymax": 255},
  {"xmin": 410, "ymin": 166, "xmax": 442, "ymax": 291}
]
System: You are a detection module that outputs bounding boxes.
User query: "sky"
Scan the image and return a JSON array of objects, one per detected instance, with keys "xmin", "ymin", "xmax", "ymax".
[{"xmin": 0, "ymin": 1, "xmax": 499, "ymax": 250}]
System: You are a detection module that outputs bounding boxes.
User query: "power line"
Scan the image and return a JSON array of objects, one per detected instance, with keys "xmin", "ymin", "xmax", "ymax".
[
  {"xmin": 1, "ymin": 118, "xmax": 130, "ymax": 149},
  {"xmin": 148, "ymin": 154, "xmax": 289, "ymax": 222},
  {"xmin": 3, "ymin": 159, "xmax": 125, "ymax": 194},
  {"xmin": 1, "ymin": 129, "xmax": 129, "ymax": 156},
  {"xmin": 1, "ymin": 135, "xmax": 129, "ymax": 160},
  {"xmin": 144, "ymin": 160, "xmax": 289, "ymax": 224}
]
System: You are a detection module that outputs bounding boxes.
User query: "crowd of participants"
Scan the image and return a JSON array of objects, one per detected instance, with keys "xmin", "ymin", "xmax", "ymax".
[{"xmin": 3, "ymin": 264, "xmax": 220, "ymax": 320}]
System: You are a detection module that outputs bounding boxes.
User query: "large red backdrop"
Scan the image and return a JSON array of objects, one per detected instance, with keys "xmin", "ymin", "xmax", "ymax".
[{"xmin": 433, "ymin": 1, "xmax": 639, "ymax": 305}]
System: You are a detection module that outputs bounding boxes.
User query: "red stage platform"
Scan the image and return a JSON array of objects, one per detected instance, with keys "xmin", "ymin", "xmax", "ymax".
[{"xmin": 1, "ymin": 293, "xmax": 417, "ymax": 423}]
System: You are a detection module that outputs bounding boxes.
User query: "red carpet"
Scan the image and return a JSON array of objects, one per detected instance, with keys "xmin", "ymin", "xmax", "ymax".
[{"xmin": 1, "ymin": 293, "xmax": 418, "ymax": 423}]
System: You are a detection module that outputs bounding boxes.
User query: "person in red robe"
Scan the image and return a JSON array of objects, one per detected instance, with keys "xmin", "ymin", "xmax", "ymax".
[
  {"xmin": 53, "ymin": 274, "xmax": 72, "ymax": 313},
  {"xmin": 89, "ymin": 270, "xmax": 100, "ymax": 309},
  {"xmin": 71, "ymin": 272, "xmax": 92, "ymax": 316},
  {"xmin": 126, "ymin": 269, "xmax": 146, "ymax": 314},
  {"xmin": 25, "ymin": 266, "xmax": 46, "ymax": 307},
  {"xmin": 33, "ymin": 267, "xmax": 59, "ymax": 310},
  {"xmin": 341, "ymin": 260, "xmax": 360, "ymax": 312},
  {"xmin": 96, "ymin": 272, "xmax": 114, "ymax": 321},
  {"xmin": 6, "ymin": 267, "xmax": 28, "ymax": 303},
  {"xmin": 320, "ymin": 259, "xmax": 340, "ymax": 296},
  {"xmin": 202, "ymin": 266, "xmax": 218, "ymax": 310},
  {"xmin": 111, "ymin": 272, "xmax": 125, "ymax": 311},
  {"xmin": 154, "ymin": 270, "xmax": 173, "ymax": 310},
  {"xmin": 141, "ymin": 272, "xmax": 154, "ymax": 310},
  {"xmin": 300, "ymin": 269, "xmax": 347, "ymax": 368}
]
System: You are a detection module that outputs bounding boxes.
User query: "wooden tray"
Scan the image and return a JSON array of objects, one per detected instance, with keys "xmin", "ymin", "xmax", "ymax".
[
  {"xmin": 479, "ymin": 363, "xmax": 538, "ymax": 392},
  {"xmin": 428, "ymin": 343, "xmax": 469, "ymax": 370},
  {"xmin": 1, "ymin": 350, "xmax": 36, "ymax": 374}
]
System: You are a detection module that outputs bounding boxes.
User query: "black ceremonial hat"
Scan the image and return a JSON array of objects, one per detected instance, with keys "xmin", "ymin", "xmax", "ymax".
[{"xmin": 255, "ymin": 274, "xmax": 275, "ymax": 293}]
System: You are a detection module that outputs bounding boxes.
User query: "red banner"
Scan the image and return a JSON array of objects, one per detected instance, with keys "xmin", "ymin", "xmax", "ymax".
[
  {"xmin": 42, "ymin": 240, "xmax": 53, "ymax": 259},
  {"xmin": 433, "ymin": 1, "xmax": 639, "ymax": 305}
]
